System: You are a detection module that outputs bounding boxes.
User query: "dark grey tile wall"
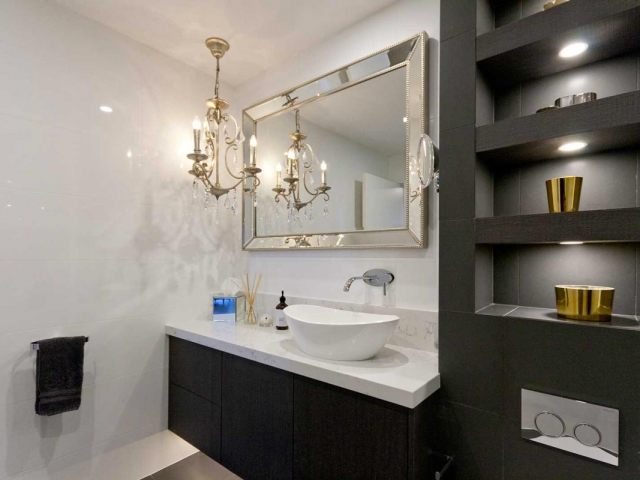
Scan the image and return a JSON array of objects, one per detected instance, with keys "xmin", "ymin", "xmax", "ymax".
[
  {"xmin": 436, "ymin": 401, "xmax": 505, "ymax": 479},
  {"xmin": 494, "ymin": 243, "xmax": 639, "ymax": 315},
  {"xmin": 439, "ymin": 312, "xmax": 504, "ymax": 413},
  {"xmin": 439, "ymin": 3, "xmax": 640, "ymax": 478},
  {"xmin": 439, "ymin": 219, "xmax": 476, "ymax": 313},
  {"xmin": 440, "ymin": 29, "xmax": 477, "ymax": 132},
  {"xmin": 495, "ymin": 53, "xmax": 639, "ymax": 122},
  {"xmin": 495, "ymin": 0, "xmax": 561, "ymax": 28},
  {"xmin": 493, "ymin": 149, "xmax": 640, "ymax": 217}
]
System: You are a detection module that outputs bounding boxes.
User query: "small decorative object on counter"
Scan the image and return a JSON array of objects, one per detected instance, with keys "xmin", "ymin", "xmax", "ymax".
[
  {"xmin": 554, "ymin": 95, "xmax": 574, "ymax": 108},
  {"xmin": 536, "ymin": 105, "xmax": 559, "ymax": 113},
  {"xmin": 555, "ymin": 285, "xmax": 615, "ymax": 322},
  {"xmin": 259, "ymin": 313, "xmax": 273, "ymax": 327},
  {"xmin": 554, "ymin": 92, "xmax": 597, "ymax": 109},
  {"xmin": 213, "ymin": 293, "xmax": 246, "ymax": 323},
  {"xmin": 275, "ymin": 291, "xmax": 289, "ymax": 330},
  {"xmin": 543, "ymin": 0, "xmax": 569, "ymax": 10},
  {"xmin": 241, "ymin": 274, "xmax": 262, "ymax": 325},
  {"xmin": 574, "ymin": 92, "xmax": 597, "ymax": 104},
  {"xmin": 546, "ymin": 176, "xmax": 583, "ymax": 213}
]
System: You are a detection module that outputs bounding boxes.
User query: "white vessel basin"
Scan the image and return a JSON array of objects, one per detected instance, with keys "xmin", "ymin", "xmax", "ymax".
[{"xmin": 284, "ymin": 304, "xmax": 400, "ymax": 361}]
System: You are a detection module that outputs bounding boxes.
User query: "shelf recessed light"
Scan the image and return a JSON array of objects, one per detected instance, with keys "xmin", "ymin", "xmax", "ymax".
[
  {"xmin": 560, "ymin": 241, "xmax": 584, "ymax": 245},
  {"xmin": 99, "ymin": 105, "xmax": 113, "ymax": 113},
  {"xmin": 558, "ymin": 141, "xmax": 587, "ymax": 152},
  {"xmin": 559, "ymin": 42, "xmax": 588, "ymax": 58}
]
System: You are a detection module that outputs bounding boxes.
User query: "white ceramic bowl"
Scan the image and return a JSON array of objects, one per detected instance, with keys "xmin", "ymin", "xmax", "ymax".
[{"xmin": 284, "ymin": 304, "xmax": 399, "ymax": 361}]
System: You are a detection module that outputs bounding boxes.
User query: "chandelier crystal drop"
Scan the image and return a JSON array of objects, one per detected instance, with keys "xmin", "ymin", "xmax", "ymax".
[
  {"xmin": 187, "ymin": 37, "xmax": 261, "ymax": 211},
  {"xmin": 272, "ymin": 109, "xmax": 331, "ymax": 219}
]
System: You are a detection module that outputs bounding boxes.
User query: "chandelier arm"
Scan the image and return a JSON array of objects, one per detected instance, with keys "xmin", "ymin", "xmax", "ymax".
[
  {"xmin": 223, "ymin": 142, "xmax": 245, "ymax": 180},
  {"xmin": 302, "ymin": 169, "xmax": 321, "ymax": 197},
  {"xmin": 221, "ymin": 113, "xmax": 241, "ymax": 145},
  {"xmin": 301, "ymin": 143, "xmax": 315, "ymax": 169}
]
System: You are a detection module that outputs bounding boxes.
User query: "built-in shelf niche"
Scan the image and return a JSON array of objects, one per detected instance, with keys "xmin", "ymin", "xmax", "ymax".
[{"xmin": 474, "ymin": 243, "xmax": 640, "ymax": 322}]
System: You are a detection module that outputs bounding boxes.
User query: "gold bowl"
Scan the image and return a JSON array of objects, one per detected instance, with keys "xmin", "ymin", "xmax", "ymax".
[
  {"xmin": 555, "ymin": 285, "xmax": 615, "ymax": 322},
  {"xmin": 546, "ymin": 176, "xmax": 583, "ymax": 213}
]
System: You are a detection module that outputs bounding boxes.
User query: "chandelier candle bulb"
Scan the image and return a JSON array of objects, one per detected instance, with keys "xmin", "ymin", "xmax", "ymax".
[
  {"xmin": 321, "ymin": 161, "xmax": 327, "ymax": 184},
  {"xmin": 192, "ymin": 116, "xmax": 202, "ymax": 152},
  {"xmin": 275, "ymin": 163, "xmax": 282, "ymax": 188},
  {"xmin": 249, "ymin": 135, "xmax": 257, "ymax": 166}
]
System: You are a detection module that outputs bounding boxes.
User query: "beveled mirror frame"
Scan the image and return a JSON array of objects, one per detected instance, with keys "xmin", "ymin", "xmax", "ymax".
[{"xmin": 242, "ymin": 32, "xmax": 428, "ymax": 250}]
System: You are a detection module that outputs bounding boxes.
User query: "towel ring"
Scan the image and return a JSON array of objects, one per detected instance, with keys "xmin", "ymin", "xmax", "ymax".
[{"xmin": 30, "ymin": 337, "xmax": 89, "ymax": 351}]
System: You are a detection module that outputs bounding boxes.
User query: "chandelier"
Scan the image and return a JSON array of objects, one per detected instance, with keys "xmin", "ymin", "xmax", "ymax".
[
  {"xmin": 187, "ymin": 37, "xmax": 261, "ymax": 214},
  {"xmin": 272, "ymin": 109, "xmax": 330, "ymax": 223}
]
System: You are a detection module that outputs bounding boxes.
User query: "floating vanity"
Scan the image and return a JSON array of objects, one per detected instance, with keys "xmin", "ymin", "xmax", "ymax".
[{"xmin": 165, "ymin": 320, "xmax": 440, "ymax": 480}]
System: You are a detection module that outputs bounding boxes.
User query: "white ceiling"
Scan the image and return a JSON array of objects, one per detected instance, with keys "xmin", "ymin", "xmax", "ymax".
[{"xmin": 57, "ymin": 0, "xmax": 400, "ymax": 87}]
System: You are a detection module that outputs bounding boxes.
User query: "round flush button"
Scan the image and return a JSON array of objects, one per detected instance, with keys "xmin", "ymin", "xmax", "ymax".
[
  {"xmin": 574, "ymin": 423, "xmax": 602, "ymax": 447},
  {"xmin": 535, "ymin": 412, "xmax": 565, "ymax": 438}
]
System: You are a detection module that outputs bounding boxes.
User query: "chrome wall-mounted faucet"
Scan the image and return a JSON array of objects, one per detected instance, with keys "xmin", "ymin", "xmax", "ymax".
[{"xmin": 343, "ymin": 269, "xmax": 395, "ymax": 296}]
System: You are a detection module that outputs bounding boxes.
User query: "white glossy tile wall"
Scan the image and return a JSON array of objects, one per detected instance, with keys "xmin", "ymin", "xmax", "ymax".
[
  {"xmin": 0, "ymin": 0, "xmax": 243, "ymax": 478},
  {"xmin": 237, "ymin": 0, "xmax": 441, "ymax": 312}
]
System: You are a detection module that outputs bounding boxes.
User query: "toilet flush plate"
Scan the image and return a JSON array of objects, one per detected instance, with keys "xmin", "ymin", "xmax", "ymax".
[{"xmin": 521, "ymin": 389, "xmax": 619, "ymax": 466}]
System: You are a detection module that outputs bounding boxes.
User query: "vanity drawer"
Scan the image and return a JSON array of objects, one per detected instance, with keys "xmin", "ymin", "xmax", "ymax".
[
  {"xmin": 169, "ymin": 383, "xmax": 221, "ymax": 461},
  {"xmin": 169, "ymin": 336, "xmax": 222, "ymax": 405}
]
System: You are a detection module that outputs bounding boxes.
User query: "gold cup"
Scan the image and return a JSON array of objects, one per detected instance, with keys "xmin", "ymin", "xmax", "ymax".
[
  {"xmin": 546, "ymin": 176, "xmax": 583, "ymax": 213},
  {"xmin": 555, "ymin": 285, "xmax": 615, "ymax": 322}
]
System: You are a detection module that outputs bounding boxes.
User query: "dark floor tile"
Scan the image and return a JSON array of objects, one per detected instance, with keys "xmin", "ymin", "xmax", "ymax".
[
  {"xmin": 436, "ymin": 401, "xmax": 504, "ymax": 480},
  {"xmin": 439, "ymin": 312, "xmax": 505, "ymax": 414},
  {"xmin": 503, "ymin": 417, "xmax": 636, "ymax": 480},
  {"xmin": 152, "ymin": 453, "xmax": 235, "ymax": 480},
  {"xmin": 184, "ymin": 452, "xmax": 234, "ymax": 479}
]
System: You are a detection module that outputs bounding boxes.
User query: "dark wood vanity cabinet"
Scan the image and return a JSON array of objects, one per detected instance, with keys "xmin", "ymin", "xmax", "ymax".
[
  {"xmin": 169, "ymin": 336, "xmax": 435, "ymax": 480},
  {"xmin": 221, "ymin": 353, "xmax": 294, "ymax": 480}
]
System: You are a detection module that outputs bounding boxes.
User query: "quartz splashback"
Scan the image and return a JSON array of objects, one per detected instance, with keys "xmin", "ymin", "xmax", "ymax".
[{"xmin": 254, "ymin": 293, "xmax": 438, "ymax": 353}]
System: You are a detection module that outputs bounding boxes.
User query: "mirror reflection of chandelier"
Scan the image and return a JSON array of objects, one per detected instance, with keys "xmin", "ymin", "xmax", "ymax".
[
  {"xmin": 272, "ymin": 109, "xmax": 331, "ymax": 223},
  {"xmin": 187, "ymin": 37, "xmax": 261, "ymax": 215}
]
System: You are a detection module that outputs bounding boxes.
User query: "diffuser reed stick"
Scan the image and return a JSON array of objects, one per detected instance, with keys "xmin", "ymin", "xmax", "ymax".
[{"xmin": 241, "ymin": 273, "xmax": 262, "ymax": 325}]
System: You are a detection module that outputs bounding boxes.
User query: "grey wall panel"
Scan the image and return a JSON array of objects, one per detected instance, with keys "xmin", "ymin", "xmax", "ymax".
[
  {"xmin": 492, "ymin": 150, "xmax": 638, "ymax": 216},
  {"xmin": 494, "ymin": 54, "xmax": 638, "ymax": 121},
  {"xmin": 494, "ymin": 246, "xmax": 519, "ymax": 305},
  {"xmin": 436, "ymin": 401, "xmax": 504, "ymax": 479},
  {"xmin": 440, "ymin": 124, "xmax": 476, "ymax": 221},
  {"xmin": 494, "ymin": 84, "xmax": 521, "ymax": 122},
  {"xmin": 441, "ymin": 0, "xmax": 476, "ymax": 41},
  {"xmin": 518, "ymin": 150, "xmax": 638, "ymax": 214},
  {"xmin": 520, "ymin": 54, "xmax": 638, "ymax": 117},
  {"xmin": 503, "ymin": 317, "xmax": 640, "ymax": 478},
  {"xmin": 439, "ymin": 312, "xmax": 504, "ymax": 413},
  {"xmin": 475, "ymin": 159, "xmax": 494, "ymax": 218},
  {"xmin": 440, "ymin": 219, "xmax": 476, "ymax": 313},
  {"xmin": 493, "ymin": 165, "xmax": 520, "ymax": 216},
  {"xmin": 440, "ymin": 29, "xmax": 477, "ymax": 132},
  {"xmin": 495, "ymin": 1, "xmax": 521, "ymax": 29},
  {"xmin": 516, "ymin": 244, "xmax": 637, "ymax": 314}
]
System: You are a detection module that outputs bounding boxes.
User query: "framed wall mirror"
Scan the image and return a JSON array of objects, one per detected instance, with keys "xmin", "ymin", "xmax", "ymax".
[{"xmin": 242, "ymin": 32, "xmax": 428, "ymax": 250}]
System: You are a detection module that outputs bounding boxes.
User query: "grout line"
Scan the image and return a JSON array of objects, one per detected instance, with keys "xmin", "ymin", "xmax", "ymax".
[
  {"xmin": 0, "ymin": 311, "xmax": 175, "ymax": 338},
  {"xmin": 0, "ymin": 365, "xmax": 168, "ymax": 410}
]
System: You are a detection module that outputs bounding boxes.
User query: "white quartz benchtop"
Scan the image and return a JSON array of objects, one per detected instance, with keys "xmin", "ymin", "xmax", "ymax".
[{"xmin": 165, "ymin": 320, "xmax": 440, "ymax": 409}]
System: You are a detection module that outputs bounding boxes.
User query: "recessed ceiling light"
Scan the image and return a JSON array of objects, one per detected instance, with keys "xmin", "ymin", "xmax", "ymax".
[
  {"xmin": 559, "ymin": 42, "xmax": 588, "ymax": 58},
  {"xmin": 560, "ymin": 241, "xmax": 584, "ymax": 245},
  {"xmin": 99, "ymin": 106, "xmax": 113, "ymax": 113},
  {"xmin": 559, "ymin": 141, "xmax": 587, "ymax": 152}
]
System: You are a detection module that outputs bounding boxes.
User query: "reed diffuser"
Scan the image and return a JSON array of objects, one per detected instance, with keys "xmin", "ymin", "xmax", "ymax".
[{"xmin": 241, "ymin": 273, "xmax": 262, "ymax": 325}]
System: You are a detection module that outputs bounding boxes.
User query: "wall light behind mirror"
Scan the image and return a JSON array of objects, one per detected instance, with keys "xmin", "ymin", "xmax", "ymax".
[{"xmin": 559, "ymin": 141, "xmax": 587, "ymax": 152}]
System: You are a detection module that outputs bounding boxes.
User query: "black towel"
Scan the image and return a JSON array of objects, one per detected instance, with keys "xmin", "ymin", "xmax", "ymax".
[{"xmin": 35, "ymin": 336, "xmax": 86, "ymax": 416}]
